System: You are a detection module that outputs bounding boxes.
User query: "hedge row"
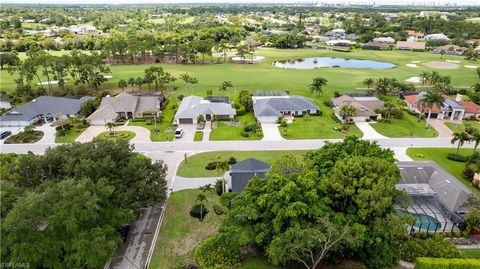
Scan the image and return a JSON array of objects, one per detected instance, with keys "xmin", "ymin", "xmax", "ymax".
[{"xmin": 415, "ymin": 257, "xmax": 480, "ymax": 269}]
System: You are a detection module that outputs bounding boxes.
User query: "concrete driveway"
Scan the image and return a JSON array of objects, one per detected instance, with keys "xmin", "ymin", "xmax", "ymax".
[
  {"xmin": 429, "ymin": 119, "xmax": 453, "ymax": 138},
  {"xmin": 357, "ymin": 122, "xmax": 388, "ymax": 139},
  {"xmin": 0, "ymin": 126, "xmax": 23, "ymax": 145},
  {"xmin": 173, "ymin": 124, "xmax": 196, "ymax": 142},
  {"xmin": 0, "ymin": 123, "xmax": 56, "ymax": 145},
  {"xmin": 261, "ymin": 123, "xmax": 284, "ymax": 141},
  {"xmin": 75, "ymin": 125, "xmax": 151, "ymax": 143}
]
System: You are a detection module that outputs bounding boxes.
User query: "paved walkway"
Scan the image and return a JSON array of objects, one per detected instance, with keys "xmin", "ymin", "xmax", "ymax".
[
  {"xmin": 202, "ymin": 121, "xmax": 212, "ymax": 142},
  {"xmin": 356, "ymin": 122, "xmax": 388, "ymax": 139},
  {"xmin": 35, "ymin": 124, "xmax": 56, "ymax": 144},
  {"xmin": 391, "ymin": 147, "xmax": 414, "ymax": 161},
  {"xmin": 429, "ymin": 119, "xmax": 453, "ymax": 138},
  {"xmin": 261, "ymin": 123, "xmax": 284, "ymax": 141},
  {"xmin": 75, "ymin": 125, "xmax": 152, "ymax": 143}
]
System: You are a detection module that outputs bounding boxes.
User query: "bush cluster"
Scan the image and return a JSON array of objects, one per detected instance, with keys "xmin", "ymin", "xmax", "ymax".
[
  {"xmin": 194, "ymin": 236, "xmax": 241, "ymax": 269},
  {"xmin": 400, "ymin": 234, "xmax": 462, "ymax": 262},
  {"xmin": 447, "ymin": 153, "xmax": 468, "ymax": 162},
  {"xmin": 415, "ymin": 258, "xmax": 480, "ymax": 269}
]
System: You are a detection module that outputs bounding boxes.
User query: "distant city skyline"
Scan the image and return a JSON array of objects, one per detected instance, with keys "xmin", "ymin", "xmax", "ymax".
[{"xmin": 3, "ymin": 0, "xmax": 480, "ymax": 6}]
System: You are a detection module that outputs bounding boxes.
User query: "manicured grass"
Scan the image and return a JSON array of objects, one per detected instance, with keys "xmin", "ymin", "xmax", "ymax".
[
  {"xmin": 55, "ymin": 127, "xmax": 87, "ymax": 143},
  {"xmin": 178, "ymin": 150, "xmax": 308, "ymax": 177},
  {"xmin": 279, "ymin": 113, "xmax": 363, "ymax": 139},
  {"xmin": 193, "ymin": 131, "xmax": 203, "ymax": 141},
  {"xmin": 149, "ymin": 189, "xmax": 223, "ymax": 269},
  {"xmin": 444, "ymin": 121, "xmax": 480, "ymax": 133},
  {"xmin": 370, "ymin": 114, "xmax": 438, "ymax": 138},
  {"xmin": 4, "ymin": 131, "xmax": 43, "ymax": 144},
  {"xmin": 209, "ymin": 113, "xmax": 262, "ymax": 141},
  {"xmin": 128, "ymin": 100, "xmax": 177, "ymax": 141},
  {"xmin": 462, "ymin": 249, "xmax": 480, "ymax": 259},
  {"xmin": 96, "ymin": 131, "xmax": 136, "ymax": 141},
  {"xmin": 406, "ymin": 148, "xmax": 477, "ymax": 191},
  {"xmin": 3, "ymin": 48, "xmax": 478, "ymax": 100}
]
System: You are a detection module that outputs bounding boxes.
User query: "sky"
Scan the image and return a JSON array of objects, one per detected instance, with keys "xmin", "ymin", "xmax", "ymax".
[{"xmin": 3, "ymin": 0, "xmax": 480, "ymax": 6}]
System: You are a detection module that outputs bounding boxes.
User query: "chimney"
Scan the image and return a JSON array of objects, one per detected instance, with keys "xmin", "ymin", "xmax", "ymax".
[{"xmin": 455, "ymin": 94, "xmax": 462, "ymax": 102}]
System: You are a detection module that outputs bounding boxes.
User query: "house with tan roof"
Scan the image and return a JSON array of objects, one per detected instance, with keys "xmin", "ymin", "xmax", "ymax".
[
  {"xmin": 396, "ymin": 41, "xmax": 426, "ymax": 51},
  {"xmin": 332, "ymin": 94, "xmax": 384, "ymax": 122},
  {"xmin": 433, "ymin": 45, "xmax": 467, "ymax": 55},
  {"xmin": 87, "ymin": 92, "xmax": 164, "ymax": 125}
]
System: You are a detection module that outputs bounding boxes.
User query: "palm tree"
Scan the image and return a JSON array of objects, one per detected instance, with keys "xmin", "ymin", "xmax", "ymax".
[
  {"xmin": 471, "ymin": 129, "xmax": 480, "ymax": 153},
  {"xmin": 105, "ymin": 122, "xmax": 117, "ymax": 135},
  {"xmin": 195, "ymin": 192, "xmax": 208, "ymax": 221},
  {"xmin": 135, "ymin": 77, "xmax": 144, "ymax": 92},
  {"xmin": 309, "ymin": 77, "xmax": 328, "ymax": 98},
  {"xmin": 419, "ymin": 71, "xmax": 431, "ymax": 85},
  {"xmin": 363, "ymin": 78, "xmax": 375, "ymax": 89},
  {"xmin": 472, "ymin": 81, "xmax": 480, "ymax": 93},
  {"xmin": 418, "ymin": 91, "xmax": 444, "ymax": 128},
  {"xmin": 128, "ymin": 77, "xmax": 135, "ymax": 92},
  {"xmin": 451, "ymin": 131, "xmax": 470, "ymax": 154},
  {"xmin": 339, "ymin": 104, "xmax": 358, "ymax": 123},
  {"xmin": 118, "ymin": 79, "xmax": 127, "ymax": 92},
  {"xmin": 180, "ymin": 73, "xmax": 198, "ymax": 95},
  {"xmin": 219, "ymin": 80, "xmax": 233, "ymax": 94}
]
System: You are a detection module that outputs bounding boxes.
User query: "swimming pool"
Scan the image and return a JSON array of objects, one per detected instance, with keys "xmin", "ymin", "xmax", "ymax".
[
  {"xmin": 273, "ymin": 57, "xmax": 397, "ymax": 69},
  {"xmin": 413, "ymin": 214, "xmax": 442, "ymax": 232}
]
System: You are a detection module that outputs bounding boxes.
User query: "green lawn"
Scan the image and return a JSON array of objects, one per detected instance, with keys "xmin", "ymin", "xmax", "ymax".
[
  {"xmin": 193, "ymin": 131, "xmax": 203, "ymax": 141},
  {"xmin": 279, "ymin": 112, "xmax": 363, "ymax": 139},
  {"xmin": 149, "ymin": 189, "xmax": 223, "ymax": 269},
  {"xmin": 406, "ymin": 148, "xmax": 477, "ymax": 191},
  {"xmin": 444, "ymin": 122, "xmax": 480, "ymax": 133},
  {"xmin": 96, "ymin": 131, "xmax": 136, "ymax": 141},
  {"xmin": 178, "ymin": 150, "xmax": 308, "ymax": 177},
  {"xmin": 55, "ymin": 127, "xmax": 87, "ymax": 143},
  {"xmin": 3, "ymin": 48, "xmax": 478, "ymax": 101},
  {"xmin": 128, "ymin": 100, "xmax": 177, "ymax": 141},
  {"xmin": 209, "ymin": 113, "xmax": 262, "ymax": 141},
  {"xmin": 370, "ymin": 114, "xmax": 438, "ymax": 138},
  {"xmin": 462, "ymin": 249, "xmax": 480, "ymax": 259}
]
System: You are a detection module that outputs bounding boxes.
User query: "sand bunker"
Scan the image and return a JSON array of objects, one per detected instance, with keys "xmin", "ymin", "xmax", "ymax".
[
  {"xmin": 103, "ymin": 75, "xmax": 113, "ymax": 79},
  {"xmin": 422, "ymin": 61, "xmax": 459, "ymax": 69},
  {"xmin": 37, "ymin": 80, "xmax": 59, "ymax": 85},
  {"xmin": 411, "ymin": 61, "xmax": 421, "ymax": 63},
  {"xmin": 465, "ymin": 65, "xmax": 479, "ymax": 69},
  {"xmin": 232, "ymin": 56, "xmax": 265, "ymax": 63},
  {"xmin": 406, "ymin": 64, "xmax": 418, "ymax": 68},
  {"xmin": 405, "ymin": 76, "xmax": 422, "ymax": 83},
  {"xmin": 446, "ymin": 60, "xmax": 461, "ymax": 63}
]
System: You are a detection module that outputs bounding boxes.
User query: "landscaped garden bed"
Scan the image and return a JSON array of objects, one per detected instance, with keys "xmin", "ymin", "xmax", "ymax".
[
  {"xmin": 194, "ymin": 131, "xmax": 203, "ymax": 141},
  {"xmin": 128, "ymin": 99, "xmax": 177, "ymax": 141},
  {"xmin": 97, "ymin": 131, "xmax": 136, "ymax": 141},
  {"xmin": 55, "ymin": 118, "xmax": 90, "ymax": 143},
  {"xmin": 4, "ymin": 130, "xmax": 43, "ymax": 144},
  {"xmin": 209, "ymin": 113, "xmax": 263, "ymax": 141}
]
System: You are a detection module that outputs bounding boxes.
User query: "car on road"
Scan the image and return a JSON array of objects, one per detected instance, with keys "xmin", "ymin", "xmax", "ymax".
[
  {"xmin": 174, "ymin": 128, "xmax": 183, "ymax": 139},
  {"xmin": 0, "ymin": 131, "xmax": 12, "ymax": 140}
]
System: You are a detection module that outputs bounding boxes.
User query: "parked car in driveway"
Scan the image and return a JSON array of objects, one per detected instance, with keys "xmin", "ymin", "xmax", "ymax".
[
  {"xmin": 174, "ymin": 128, "xmax": 183, "ymax": 138},
  {"xmin": 0, "ymin": 131, "xmax": 12, "ymax": 139}
]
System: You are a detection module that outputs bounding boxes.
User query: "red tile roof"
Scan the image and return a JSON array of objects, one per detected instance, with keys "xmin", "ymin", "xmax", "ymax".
[
  {"xmin": 461, "ymin": 101, "xmax": 480, "ymax": 114},
  {"xmin": 403, "ymin": 94, "xmax": 442, "ymax": 113}
]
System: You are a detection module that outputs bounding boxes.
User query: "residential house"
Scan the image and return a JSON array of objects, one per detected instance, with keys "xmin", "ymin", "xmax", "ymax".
[
  {"xmin": 396, "ymin": 161, "xmax": 472, "ymax": 233},
  {"xmin": 425, "ymin": 33, "xmax": 450, "ymax": 41},
  {"xmin": 396, "ymin": 41, "xmax": 426, "ymax": 51},
  {"xmin": 68, "ymin": 25, "xmax": 98, "ymax": 35},
  {"xmin": 332, "ymin": 94, "xmax": 384, "ymax": 122},
  {"xmin": 433, "ymin": 45, "xmax": 467, "ymax": 55},
  {"xmin": 326, "ymin": 39, "xmax": 356, "ymax": 47},
  {"xmin": 373, "ymin": 37, "xmax": 396, "ymax": 43},
  {"xmin": 0, "ymin": 96, "xmax": 93, "ymax": 127},
  {"xmin": 405, "ymin": 30, "xmax": 425, "ymax": 39},
  {"xmin": 402, "ymin": 92, "xmax": 480, "ymax": 120},
  {"xmin": 252, "ymin": 91, "xmax": 319, "ymax": 123},
  {"xmin": 173, "ymin": 96, "xmax": 236, "ymax": 124},
  {"xmin": 362, "ymin": 41, "xmax": 389, "ymax": 50},
  {"xmin": 87, "ymin": 92, "xmax": 164, "ymax": 125},
  {"xmin": 0, "ymin": 93, "xmax": 11, "ymax": 109},
  {"xmin": 228, "ymin": 158, "xmax": 271, "ymax": 193}
]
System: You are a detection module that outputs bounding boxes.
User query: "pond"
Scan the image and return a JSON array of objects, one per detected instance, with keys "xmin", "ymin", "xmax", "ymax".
[{"xmin": 273, "ymin": 57, "xmax": 397, "ymax": 69}]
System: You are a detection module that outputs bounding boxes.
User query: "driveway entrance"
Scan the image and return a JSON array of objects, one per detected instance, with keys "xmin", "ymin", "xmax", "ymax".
[
  {"xmin": 261, "ymin": 123, "xmax": 284, "ymax": 141},
  {"xmin": 356, "ymin": 122, "xmax": 388, "ymax": 139}
]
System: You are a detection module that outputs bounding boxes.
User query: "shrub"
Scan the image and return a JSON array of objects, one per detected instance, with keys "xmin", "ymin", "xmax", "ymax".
[
  {"xmin": 219, "ymin": 192, "xmax": 237, "ymax": 209},
  {"xmin": 280, "ymin": 120, "xmax": 288, "ymax": 127},
  {"xmin": 189, "ymin": 204, "xmax": 209, "ymax": 221},
  {"xmin": 240, "ymin": 131, "xmax": 250, "ymax": 137},
  {"xmin": 215, "ymin": 179, "xmax": 224, "ymax": 196},
  {"xmin": 205, "ymin": 162, "xmax": 219, "ymax": 170},
  {"xmin": 236, "ymin": 104, "xmax": 246, "ymax": 116},
  {"xmin": 227, "ymin": 157, "xmax": 237, "ymax": 165},
  {"xmin": 213, "ymin": 204, "xmax": 224, "ymax": 215},
  {"xmin": 323, "ymin": 99, "xmax": 334, "ymax": 108},
  {"xmin": 400, "ymin": 234, "xmax": 462, "ymax": 262},
  {"xmin": 244, "ymin": 122, "xmax": 260, "ymax": 133},
  {"xmin": 447, "ymin": 153, "xmax": 468, "ymax": 162},
  {"xmin": 333, "ymin": 91, "xmax": 341, "ymax": 98},
  {"xmin": 194, "ymin": 235, "xmax": 241, "ymax": 269},
  {"xmin": 415, "ymin": 258, "xmax": 480, "ymax": 269}
]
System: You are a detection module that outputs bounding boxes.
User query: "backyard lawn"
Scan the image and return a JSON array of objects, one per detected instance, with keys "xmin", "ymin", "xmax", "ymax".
[
  {"xmin": 209, "ymin": 113, "xmax": 262, "ymax": 141},
  {"xmin": 370, "ymin": 114, "xmax": 438, "ymax": 138},
  {"xmin": 149, "ymin": 189, "xmax": 223, "ymax": 269},
  {"xmin": 279, "ymin": 112, "xmax": 363, "ymax": 139},
  {"xmin": 55, "ymin": 126, "xmax": 87, "ymax": 143},
  {"xmin": 178, "ymin": 150, "xmax": 308, "ymax": 177},
  {"xmin": 406, "ymin": 148, "xmax": 476, "ymax": 191},
  {"xmin": 444, "ymin": 121, "xmax": 480, "ymax": 133},
  {"xmin": 96, "ymin": 131, "xmax": 136, "ymax": 141},
  {"xmin": 128, "ymin": 100, "xmax": 177, "ymax": 141}
]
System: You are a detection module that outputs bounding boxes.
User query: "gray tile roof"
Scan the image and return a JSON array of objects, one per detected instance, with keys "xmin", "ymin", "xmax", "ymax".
[
  {"xmin": 231, "ymin": 158, "xmax": 271, "ymax": 173},
  {"xmin": 174, "ymin": 96, "xmax": 236, "ymax": 120},
  {"xmin": 253, "ymin": 90, "xmax": 288, "ymax": 97},
  {"xmin": 0, "ymin": 96, "xmax": 93, "ymax": 122},
  {"xmin": 253, "ymin": 96, "xmax": 319, "ymax": 117}
]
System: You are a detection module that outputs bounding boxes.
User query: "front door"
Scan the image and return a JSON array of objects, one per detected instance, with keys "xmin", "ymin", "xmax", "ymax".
[{"xmin": 205, "ymin": 114, "xmax": 212, "ymax": 121}]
